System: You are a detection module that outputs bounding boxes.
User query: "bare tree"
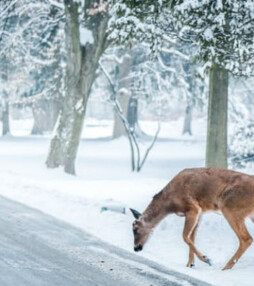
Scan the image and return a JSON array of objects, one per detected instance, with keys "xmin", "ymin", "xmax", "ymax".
[{"xmin": 100, "ymin": 61, "xmax": 160, "ymax": 172}]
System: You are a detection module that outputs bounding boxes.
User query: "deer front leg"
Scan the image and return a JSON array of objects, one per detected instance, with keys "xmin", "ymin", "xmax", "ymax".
[
  {"xmin": 183, "ymin": 208, "xmax": 211, "ymax": 267},
  {"xmin": 186, "ymin": 219, "xmax": 200, "ymax": 268}
]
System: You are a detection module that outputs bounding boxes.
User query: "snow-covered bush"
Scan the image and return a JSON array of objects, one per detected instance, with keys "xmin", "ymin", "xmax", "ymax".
[{"xmin": 230, "ymin": 121, "xmax": 254, "ymax": 168}]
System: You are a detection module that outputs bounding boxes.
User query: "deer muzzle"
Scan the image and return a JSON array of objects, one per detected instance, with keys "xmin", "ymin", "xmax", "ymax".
[{"xmin": 134, "ymin": 244, "xmax": 143, "ymax": 252}]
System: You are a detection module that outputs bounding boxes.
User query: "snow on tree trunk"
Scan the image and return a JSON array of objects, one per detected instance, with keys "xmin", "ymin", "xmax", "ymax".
[
  {"xmin": 46, "ymin": 0, "xmax": 108, "ymax": 175},
  {"xmin": 206, "ymin": 62, "xmax": 228, "ymax": 169}
]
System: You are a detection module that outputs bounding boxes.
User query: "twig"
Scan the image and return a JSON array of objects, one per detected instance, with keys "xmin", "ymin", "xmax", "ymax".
[{"xmin": 138, "ymin": 122, "xmax": 160, "ymax": 171}]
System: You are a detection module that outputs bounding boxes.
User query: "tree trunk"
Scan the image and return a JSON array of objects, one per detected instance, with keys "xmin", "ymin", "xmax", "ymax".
[
  {"xmin": 46, "ymin": 0, "xmax": 81, "ymax": 171},
  {"xmin": 2, "ymin": 93, "xmax": 10, "ymax": 135},
  {"xmin": 46, "ymin": 0, "xmax": 109, "ymax": 174},
  {"xmin": 1, "ymin": 55, "xmax": 10, "ymax": 136},
  {"xmin": 206, "ymin": 63, "xmax": 228, "ymax": 168},
  {"xmin": 113, "ymin": 91, "xmax": 131, "ymax": 138},
  {"xmin": 31, "ymin": 101, "xmax": 48, "ymax": 135},
  {"xmin": 182, "ymin": 104, "xmax": 192, "ymax": 135},
  {"xmin": 113, "ymin": 51, "xmax": 135, "ymax": 138},
  {"xmin": 31, "ymin": 99, "xmax": 61, "ymax": 135}
]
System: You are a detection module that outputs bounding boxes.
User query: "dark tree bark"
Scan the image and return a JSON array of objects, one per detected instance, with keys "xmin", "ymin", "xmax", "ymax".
[
  {"xmin": 46, "ymin": 0, "xmax": 109, "ymax": 174},
  {"xmin": 206, "ymin": 62, "xmax": 228, "ymax": 168}
]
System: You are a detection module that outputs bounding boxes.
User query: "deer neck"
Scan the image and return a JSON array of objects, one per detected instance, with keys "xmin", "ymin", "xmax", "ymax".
[{"xmin": 142, "ymin": 197, "xmax": 169, "ymax": 229}]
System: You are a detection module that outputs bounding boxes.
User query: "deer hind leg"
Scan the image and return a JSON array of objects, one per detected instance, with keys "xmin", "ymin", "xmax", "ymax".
[
  {"xmin": 186, "ymin": 218, "xmax": 200, "ymax": 268},
  {"xmin": 222, "ymin": 208, "xmax": 253, "ymax": 270},
  {"xmin": 183, "ymin": 208, "xmax": 211, "ymax": 266}
]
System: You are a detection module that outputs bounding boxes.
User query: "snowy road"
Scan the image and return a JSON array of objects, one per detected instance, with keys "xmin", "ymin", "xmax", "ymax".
[{"xmin": 0, "ymin": 196, "xmax": 210, "ymax": 286}]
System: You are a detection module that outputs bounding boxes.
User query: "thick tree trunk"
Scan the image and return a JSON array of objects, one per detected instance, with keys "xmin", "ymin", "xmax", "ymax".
[
  {"xmin": 46, "ymin": 1, "xmax": 81, "ymax": 171},
  {"xmin": 63, "ymin": 106, "xmax": 86, "ymax": 174},
  {"xmin": 206, "ymin": 63, "xmax": 228, "ymax": 168},
  {"xmin": 182, "ymin": 104, "xmax": 192, "ymax": 135},
  {"xmin": 46, "ymin": 0, "xmax": 108, "ymax": 174}
]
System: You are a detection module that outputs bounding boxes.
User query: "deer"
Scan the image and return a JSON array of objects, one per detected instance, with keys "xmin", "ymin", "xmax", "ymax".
[{"xmin": 130, "ymin": 167, "xmax": 254, "ymax": 270}]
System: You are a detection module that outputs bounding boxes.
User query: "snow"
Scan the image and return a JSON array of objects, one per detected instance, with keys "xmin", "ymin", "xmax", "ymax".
[
  {"xmin": 79, "ymin": 26, "xmax": 94, "ymax": 46},
  {"xmin": 204, "ymin": 28, "xmax": 213, "ymax": 41},
  {"xmin": 1, "ymin": 118, "xmax": 254, "ymax": 286},
  {"xmin": 75, "ymin": 98, "xmax": 84, "ymax": 113}
]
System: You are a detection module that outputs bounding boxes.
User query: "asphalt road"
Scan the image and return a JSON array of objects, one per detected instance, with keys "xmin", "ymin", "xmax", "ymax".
[{"xmin": 0, "ymin": 196, "xmax": 211, "ymax": 286}]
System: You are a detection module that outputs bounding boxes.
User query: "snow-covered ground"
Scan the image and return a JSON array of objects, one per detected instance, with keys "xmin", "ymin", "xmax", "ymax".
[{"xmin": 1, "ymin": 118, "xmax": 254, "ymax": 286}]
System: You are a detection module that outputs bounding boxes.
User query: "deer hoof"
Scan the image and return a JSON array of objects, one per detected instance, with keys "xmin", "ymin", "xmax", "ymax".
[
  {"xmin": 222, "ymin": 263, "xmax": 234, "ymax": 270},
  {"xmin": 203, "ymin": 256, "xmax": 212, "ymax": 266},
  {"xmin": 190, "ymin": 263, "xmax": 195, "ymax": 268}
]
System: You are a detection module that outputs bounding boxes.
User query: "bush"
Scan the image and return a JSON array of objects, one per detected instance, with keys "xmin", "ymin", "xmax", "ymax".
[{"xmin": 230, "ymin": 121, "xmax": 254, "ymax": 168}]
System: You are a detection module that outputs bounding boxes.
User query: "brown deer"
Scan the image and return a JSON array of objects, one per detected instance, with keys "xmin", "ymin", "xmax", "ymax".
[{"xmin": 130, "ymin": 167, "xmax": 254, "ymax": 270}]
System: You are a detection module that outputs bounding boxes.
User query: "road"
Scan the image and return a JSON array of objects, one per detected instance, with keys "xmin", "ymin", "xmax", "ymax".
[{"xmin": 0, "ymin": 196, "xmax": 211, "ymax": 286}]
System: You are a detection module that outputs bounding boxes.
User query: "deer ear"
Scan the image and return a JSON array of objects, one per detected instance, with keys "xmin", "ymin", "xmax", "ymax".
[{"xmin": 130, "ymin": 208, "xmax": 141, "ymax": 219}]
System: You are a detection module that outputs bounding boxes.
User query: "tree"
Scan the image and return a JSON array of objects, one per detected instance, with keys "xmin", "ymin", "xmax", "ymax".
[
  {"xmin": 112, "ymin": 49, "xmax": 135, "ymax": 138},
  {"xmin": 102, "ymin": 46, "xmax": 149, "ymax": 139},
  {"xmin": 0, "ymin": 0, "xmax": 64, "ymax": 136},
  {"xmin": 172, "ymin": 0, "xmax": 254, "ymax": 168},
  {"xmin": 182, "ymin": 62, "xmax": 205, "ymax": 136},
  {"xmin": 100, "ymin": 60, "xmax": 160, "ymax": 172},
  {"xmin": 206, "ymin": 63, "xmax": 228, "ymax": 167},
  {"xmin": 0, "ymin": 56, "xmax": 10, "ymax": 135},
  {"xmin": 0, "ymin": 0, "xmax": 17, "ymax": 135},
  {"xmin": 28, "ymin": 4, "xmax": 64, "ymax": 134},
  {"xmin": 46, "ymin": 0, "xmax": 109, "ymax": 174},
  {"xmin": 99, "ymin": 43, "xmax": 205, "ymax": 171},
  {"xmin": 109, "ymin": 0, "xmax": 254, "ymax": 168}
]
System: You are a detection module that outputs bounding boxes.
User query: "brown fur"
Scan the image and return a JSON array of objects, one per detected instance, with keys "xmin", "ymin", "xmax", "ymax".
[
  {"xmin": 153, "ymin": 190, "xmax": 164, "ymax": 200},
  {"xmin": 132, "ymin": 167, "xmax": 254, "ymax": 270}
]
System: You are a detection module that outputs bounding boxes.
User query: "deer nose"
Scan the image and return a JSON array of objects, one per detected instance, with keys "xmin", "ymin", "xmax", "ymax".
[{"xmin": 134, "ymin": 245, "xmax": 143, "ymax": 252}]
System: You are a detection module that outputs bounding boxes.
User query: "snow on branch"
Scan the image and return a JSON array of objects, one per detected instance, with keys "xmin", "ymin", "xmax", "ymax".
[{"xmin": 0, "ymin": 0, "xmax": 18, "ymax": 20}]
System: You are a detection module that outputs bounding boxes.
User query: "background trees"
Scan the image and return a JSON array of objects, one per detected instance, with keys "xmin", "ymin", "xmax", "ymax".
[
  {"xmin": 1, "ymin": 0, "xmax": 254, "ymax": 173},
  {"xmin": 109, "ymin": 0, "xmax": 254, "ymax": 169},
  {"xmin": 171, "ymin": 0, "xmax": 254, "ymax": 168},
  {"xmin": 0, "ymin": 0, "xmax": 64, "ymax": 136}
]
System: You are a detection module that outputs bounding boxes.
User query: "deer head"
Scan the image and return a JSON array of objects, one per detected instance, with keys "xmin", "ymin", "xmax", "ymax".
[{"xmin": 130, "ymin": 208, "xmax": 152, "ymax": 252}]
